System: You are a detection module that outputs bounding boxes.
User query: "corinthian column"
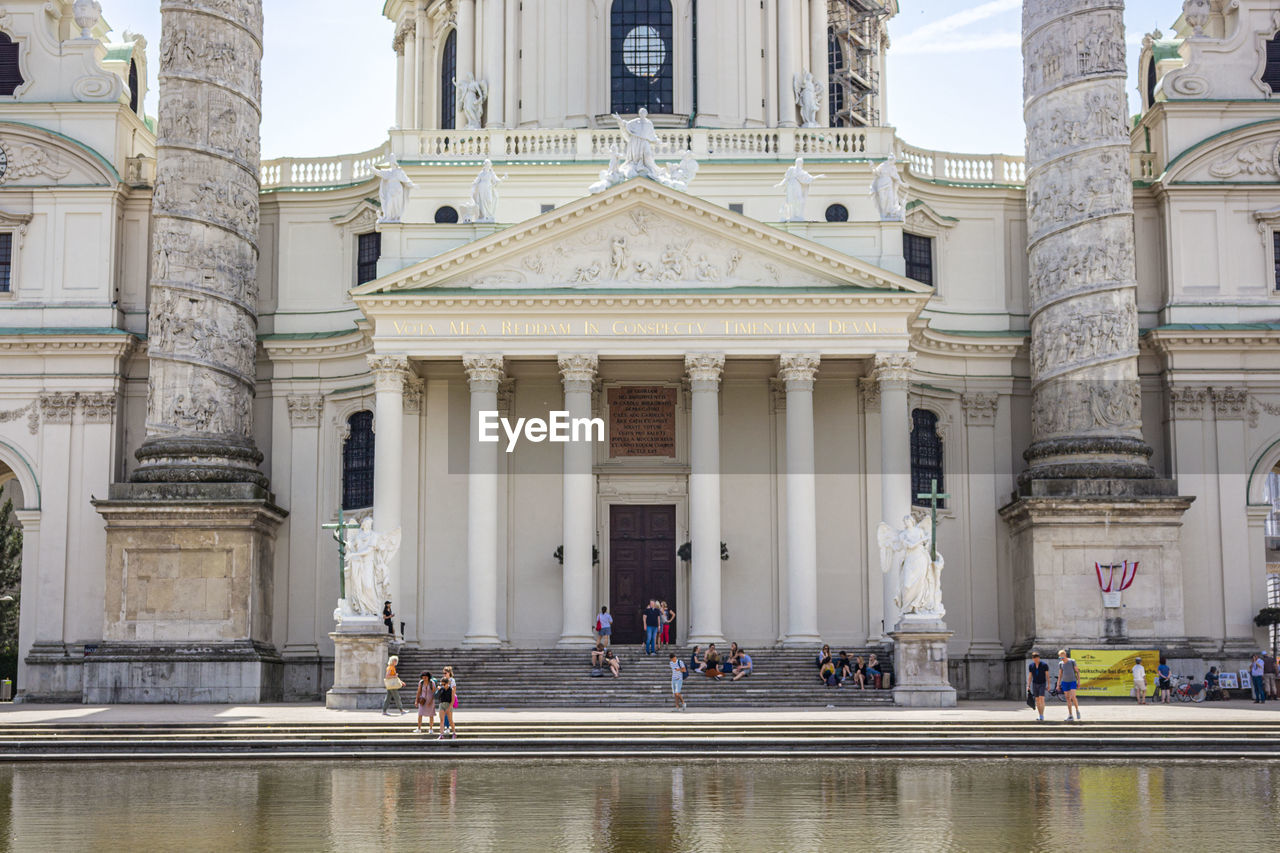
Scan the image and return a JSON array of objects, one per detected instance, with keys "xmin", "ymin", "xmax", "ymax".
[
  {"xmin": 370, "ymin": 354, "xmax": 409, "ymax": 630},
  {"xmin": 875, "ymin": 352, "xmax": 914, "ymax": 634},
  {"xmin": 558, "ymin": 354, "xmax": 598, "ymax": 648},
  {"xmin": 134, "ymin": 0, "xmax": 266, "ymax": 487},
  {"xmin": 780, "ymin": 353, "xmax": 821, "ymax": 646},
  {"xmin": 464, "ymin": 353, "xmax": 504, "ymax": 646},
  {"xmin": 686, "ymin": 353, "xmax": 725, "ymax": 645},
  {"xmin": 1022, "ymin": 0, "xmax": 1152, "ymax": 483}
]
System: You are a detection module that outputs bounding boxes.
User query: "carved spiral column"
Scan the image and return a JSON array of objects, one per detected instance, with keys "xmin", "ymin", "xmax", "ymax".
[
  {"xmin": 1022, "ymin": 0, "xmax": 1153, "ymax": 482},
  {"xmin": 134, "ymin": 0, "xmax": 266, "ymax": 486}
]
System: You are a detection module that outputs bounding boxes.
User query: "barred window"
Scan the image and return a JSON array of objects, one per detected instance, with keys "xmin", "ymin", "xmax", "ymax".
[
  {"xmin": 0, "ymin": 233, "xmax": 12, "ymax": 293},
  {"xmin": 904, "ymin": 232, "xmax": 934, "ymax": 287},
  {"xmin": 356, "ymin": 231, "xmax": 381, "ymax": 285},
  {"xmin": 128, "ymin": 59, "xmax": 140, "ymax": 114},
  {"xmin": 611, "ymin": 0, "xmax": 674, "ymax": 115},
  {"xmin": 0, "ymin": 34, "xmax": 21, "ymax": 96},
  {"xmin": 910, "ymin": 409, "xmax": 944, "ymax": 509},
  {"xmin": 828, "ymin": 27, "xmax": 845, "ymax": 127},
  {"xmin": 1264, "ymin": 35, "xmax": 1280, "ymax": 93},
  {"xmin": 440, "ymin": 29, "xmax": 457, "ymax": 129},
  {"xmin": 1273, "ymin": 231, "xmax": 1280, "ymax": 291},
  {"xmin": 342, "ymin": 411, "xmax": 375, "ymax": 511}
]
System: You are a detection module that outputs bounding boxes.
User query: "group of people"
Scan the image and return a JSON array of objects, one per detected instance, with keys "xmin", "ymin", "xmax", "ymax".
[
  {"xmin": 688, "ymin": 643, "xmax": 754, "ymax": 681},
  {"xmin": 1249, "ymin": 652, "xmax": 1279, "ymax": 703},
  {"xmin": 641, "ymin": 600, "xmax": 675, "ymax": 655},
  {"xmin": 815, "ymin": 645, "xmax": 882, "ymax": 689},
  {"xmin": 381, "ymin": 654, "xmax": 459, "ymax": 739}
]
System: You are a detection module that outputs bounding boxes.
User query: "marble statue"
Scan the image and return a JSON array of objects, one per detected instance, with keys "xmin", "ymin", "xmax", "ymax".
[
  {"xmin": 775, "ymin": 158, "xmax": 824, "ymax": 222},
  {"xmin": 877, "ymin": 515, "xmax": 945, "ymax": 619},
  {"xmin": 612, "ymin": 108, "xmax": 662, "ymax": 179},
  {"xmin": 792, "ymin": 70, "xmax": 823, "ymax": 128},
  {"xmin": 870, "ymin": 153, "xmax": 907, "ymax": 221},
  {"xmin": 661, "ymin": 150, "xmax": 699, "ymax": 191},
  {"xmin": 344, "ymin": 517, "xmax": 402, "ymax": 617},
  {"xmin": 73, "ymin": 0, "xmax": 102, "ymax": 39},
  {"xmin": 589, "ymin": 147, "xmax": 626, "ymax": 194},
  {"xmin": 373, "ymin": 153, "xmax": 415, "ymax": 223},
  {"xmin": 470, "ymin": 159, "xmax": 508, "ymax": 223},
  {"xmin": 456, "ymin": 73, "xmax": 488, "ymax": 129}
]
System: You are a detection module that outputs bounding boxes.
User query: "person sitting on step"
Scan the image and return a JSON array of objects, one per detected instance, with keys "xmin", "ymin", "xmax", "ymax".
[
  {"xmin": 722, "ymin": 643, "xmax": 739, "ymax": 677},
  {"xmin": 852, "ymin": 656, "xmax": 869, "ymax": 689},
  {"xmin": 591, "ymin": 641, "xmax": 606, "ymax": 668},
  {"xmin": 866, "ymin": 654, "xmax": 883, "ymax": 689},
  {"xmin": 703, "ymin": 644, "xmax": 724, "ymax": 679},
  {"xmin": 732, "ymin": 650, "xmax": 753, "ymax": 681},
  {"xmin": 689, "ymin": 645, "xmax": 705, "ymax": 673},
  {"xmin": 817, "ymin": 645, "xmax": 836, "ymax": 686},
  {"xmin": 835, "ymin": 651, "xmax": 853, "ymax": 687},
  {"xmin": 603, "ymin": 649, "xmax": 621, "ymax": 678}
]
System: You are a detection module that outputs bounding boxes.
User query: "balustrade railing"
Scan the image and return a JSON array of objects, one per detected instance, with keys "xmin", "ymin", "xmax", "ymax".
[{"xmin": 258, "ymin": 129, "xmax": 1026, "ymax": 189}]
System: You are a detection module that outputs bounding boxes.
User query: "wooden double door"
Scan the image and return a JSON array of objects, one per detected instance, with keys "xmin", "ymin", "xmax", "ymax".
[{"xmin": 608, "ymin": 504, "xmax": 677, "ymax": 645}]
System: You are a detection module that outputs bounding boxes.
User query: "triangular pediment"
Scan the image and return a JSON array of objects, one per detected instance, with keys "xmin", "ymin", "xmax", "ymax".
[{"xmin": 352, "ymin": 179, "xmax": 930, "ymax": 297}]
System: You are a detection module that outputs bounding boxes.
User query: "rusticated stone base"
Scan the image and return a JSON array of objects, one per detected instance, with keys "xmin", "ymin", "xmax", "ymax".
[
  {"xmin": 889, "ymin": 621, "xmax": 957, "ymax": 707},
  {"xmin": 327, "ymin": 631, "xmax": 392, "ymax": 710},
  {"xmin": 1000, "ymin": 493, "xmax": 1194, "ymax": 655},
  {"xmin": 82, "ymin": 641, "xmax": 283, "ymax": 703}
]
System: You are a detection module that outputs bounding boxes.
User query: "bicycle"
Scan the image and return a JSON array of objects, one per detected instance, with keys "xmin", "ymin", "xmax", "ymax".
[
  {"xmin": 1047, "ymin": 683, "xmax": 1068, "ymax": 703},
  {"xmin": 1172, "ymin": 675, "xmax": 1207, "ymax": 703}
]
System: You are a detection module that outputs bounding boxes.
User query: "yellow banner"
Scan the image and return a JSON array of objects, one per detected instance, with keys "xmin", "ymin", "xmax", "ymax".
[{"xmin": 1068, "ymin": 649, "xmax": 1160, "ymax": 698}]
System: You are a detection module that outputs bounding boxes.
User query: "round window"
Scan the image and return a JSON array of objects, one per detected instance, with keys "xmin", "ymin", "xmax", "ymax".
[
  {"xmin": 825, "ymin": 203, "xmax": 849, "ymax": 222},
  {"xmin": 622, "ymin": 25, "xmax": 666, "ymax": 78},
  {"xmin": 434, "ymin": 205, "xmax": 459, "ymax": 224}
]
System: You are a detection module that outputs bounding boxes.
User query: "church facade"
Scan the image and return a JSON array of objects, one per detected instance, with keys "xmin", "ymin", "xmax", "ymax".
[{"xmin": 2, "ymin": 0, "xmax": 1279, "ymax": 702}]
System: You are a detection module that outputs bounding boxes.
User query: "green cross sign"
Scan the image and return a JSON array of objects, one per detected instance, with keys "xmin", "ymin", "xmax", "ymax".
[
  {"xmin": 916, "ymin": 478, "xmax": 950, "ymax": 562},
  {"xmin": 321, "ymin": 509, "xmax": 360, "ymax": 600}
]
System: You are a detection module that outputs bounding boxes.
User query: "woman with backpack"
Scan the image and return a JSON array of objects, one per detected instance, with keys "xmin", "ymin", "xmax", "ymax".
[{"xmin": 435, "ymin": 665, "xmax": 457, "ymax": 739}]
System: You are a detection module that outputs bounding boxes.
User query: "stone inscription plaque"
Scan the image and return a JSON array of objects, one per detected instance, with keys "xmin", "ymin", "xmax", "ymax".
[{"xmin": 608, "ymin": 386, "xmax": 677, "ymax": 458}]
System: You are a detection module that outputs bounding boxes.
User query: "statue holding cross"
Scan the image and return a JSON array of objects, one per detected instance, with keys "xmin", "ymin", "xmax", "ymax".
[
  {"xmin": 877, "ymin": 478, "xmax": 949, "ymax": 621},
  {"xmin": 322, "ymin": 509, "xmax": 401, "ymax": 623}
]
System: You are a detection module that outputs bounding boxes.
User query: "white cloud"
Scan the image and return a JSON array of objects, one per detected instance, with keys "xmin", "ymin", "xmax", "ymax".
[{"xmin": 894, "ymin": 0, "xmax": 1023, "ymax": 54}]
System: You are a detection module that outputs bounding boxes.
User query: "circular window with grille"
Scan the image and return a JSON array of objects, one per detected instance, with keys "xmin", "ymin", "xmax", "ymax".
[{"xmin": 825, "ymin": 203, "xmax": 849, "ymax": 222}]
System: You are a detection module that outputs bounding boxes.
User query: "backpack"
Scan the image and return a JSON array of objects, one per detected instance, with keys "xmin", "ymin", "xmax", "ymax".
[{"xmin": 590, "ymin": 667, "xmax": 603, "ymax": 677}]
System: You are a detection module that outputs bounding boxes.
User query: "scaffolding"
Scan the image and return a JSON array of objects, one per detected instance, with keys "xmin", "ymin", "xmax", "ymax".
[{"xmin": 827, "ymin": 0, "xmax": 891, "ymax": 127}]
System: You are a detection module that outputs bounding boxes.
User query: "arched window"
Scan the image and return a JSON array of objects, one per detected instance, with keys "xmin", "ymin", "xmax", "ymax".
[
  {"xmin": 1144, "ymin": 55, "xmax": 1156, "ymax": 109},
  {"xmin": 342, "ymin": 411, "xmax": 375, "ymax": 511},
  {"xmin": 1263, "ymin": 33, "xmax": 1280, "ymax": 93},
  {"xmin": 0, "ymin": 33, "xmax": 23, "ymax": 97},
  {"xmin": 440, "ymin": 29, "xmax": 457, "ymax": 129},
  {"xmin": 910, "ymin": 408, "xmax": 944, "ymax": 508},
  {"xmin": 128, "ymin": 58, "xmax": 140, "ymax": 114},
  {"xmin": 611, "ymin": 0, "xmax": 674, "ymax": 115},
  {"xmin": 827, "ymin": 27, "xmax": 845, "ymax": 127}
]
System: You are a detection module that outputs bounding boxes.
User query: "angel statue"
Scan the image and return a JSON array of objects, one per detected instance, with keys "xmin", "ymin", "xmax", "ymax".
[
  {"xmin": 471, "ymin": 159, "xmax": 508, "ymax": 223},
  {"xmin": 877, "ymin": 515, "xmax": 945, "ymax": 621},
  {"xmin": 775, "ymin": 157, "xmax": 824, "ymax": 222},
  {"xmin": 589, "ymin": 146, "xmax": 626, "ymax": 194},
  {"xmin": 793, "ymin": 70, "xmax": 823, "ymax": 128},
  {"xmin": 455, "ymin": 72, "xmax": 489, "ymax": 130},
  {"xmin": 343, "ymin": 517, "xmax": 402, "ymax": 617},
  {"xmin": 372, "ymin": 153, "xmax": 415, "ymax": 223},
  {"xmin": 870, "ymin": 152, "xmax": 908, "ymax": 221},
  {"xmin": 661, "ymin": 150, "xmax": 700, "ymax": 192},
  {"xmin": 612, "ymin": 107, "xmax": 662, "ymax": 179}
]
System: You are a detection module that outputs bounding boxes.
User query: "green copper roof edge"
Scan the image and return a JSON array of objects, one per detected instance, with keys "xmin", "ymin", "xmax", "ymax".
[
  {"xmin": 926, "ymin": 328, "xmax": 1028, "ymax": 338},
  {"xmin": 1150, "ymin": 322, "xmax": 1280, "ymax": 331},
  {"xmin": 259, "ymin": 329, "xmax": 363, "ymax": 342},
  {"xmin": 1164, "ymin": 117, "xmax": 1280, "ymax": 174},
  {"xmin": 0, "ymin": 119, "xmax": 121, "ymax": 184},
  {"xmin": 0, "ymin": 327, "xmax": 138, "ymax": 337}
]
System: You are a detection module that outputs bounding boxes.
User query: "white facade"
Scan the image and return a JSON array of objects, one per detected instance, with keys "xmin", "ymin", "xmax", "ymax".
[{"xmin": 2, "ymin": 0, "xmax": 1279, "ymax": 701}]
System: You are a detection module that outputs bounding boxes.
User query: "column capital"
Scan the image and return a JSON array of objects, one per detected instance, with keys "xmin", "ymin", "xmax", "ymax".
[
  {"xmin": 1210, "ymin": 386, "xmax": 1248, "ymax": 421},
  {"xmin": 960, "ymin": 392, "xmax": 998, "ymax": 426},
  {"xmin": 286, "ymin": 394, "xmax": 324, "ymax": 428},
  {"xmin": 558, "ymin": 353, "xmax": 599, "ymax": 392},
  {"xmin": 873, "ymin": 352, "xmax": 916, "ymax": 387},
  {"xmin": 685, "ymin": 352, "xmax": 725, "ymax": 388},
  {"xmin": 778, "ymin": 353, "xmax": 820, "ymax": 390},
  {"xmin": 80, "ymin": 392, "xmax": 117, "ymax": 425},
  {"xmin": 463, "ymin": 353, "xmax": 505, "ymax": 391},
  {"xmin": 859, "ymin": 378, "xmax": 881, "ymax": 413},
  {"xmin": 368, "ymin": 354, "xmax": 411, "ymax": 392}
]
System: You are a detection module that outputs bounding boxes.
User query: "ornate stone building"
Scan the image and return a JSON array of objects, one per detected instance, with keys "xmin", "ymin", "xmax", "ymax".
[{"xmin": 1, "ymin": 0, "xmax": 1278, "ymax": 701}]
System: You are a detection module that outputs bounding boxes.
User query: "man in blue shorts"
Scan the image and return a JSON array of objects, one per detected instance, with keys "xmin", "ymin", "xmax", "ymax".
[
  {"xmin": 1056, "ymin": 649, "xmax": 1081, "ymax": 721},
  {"xmin": 1027, "ymin": 651, "xmax": 1050, "ymax": 721}
]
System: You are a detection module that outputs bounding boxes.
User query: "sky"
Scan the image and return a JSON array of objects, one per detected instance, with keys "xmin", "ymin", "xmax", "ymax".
[{"xmin": 101, "ymin": 0, "xmax": 1184, "ymax": 159}]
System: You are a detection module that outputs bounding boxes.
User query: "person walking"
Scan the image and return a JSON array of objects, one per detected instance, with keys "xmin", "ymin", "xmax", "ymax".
[
  {"xmin": 414, "ymin": 671, "xmax": 436, "ymax": 734},
  {"xmin": 1132, "ymin": 657, "xmax": 1147, "ymax": 705},
  {"xmin": 1027, "ymin": 652, "xmax": 1050, "ymax": 721},
  {"xmin": 382, "ymin": 654, "xmax": 406, "ymax": 715},
  {"xmin": 596, "ymin": 606, "xmax": 613, "ymax": 648},
  {"xmin": 669, "ymin": 652, "xmax": 687, "ymax": 710},
  {"xmin": 436, "ymin": 665, "xmax": 458, "ymax": 738},
  {"xmin": 1056, "ymin": 649, "xmax": 1081, "ymax": 721},
  {"xmin": 642, "ymin": 599, "xmax": 662, "ymax": 655},
  {"xmin": 1249, "ymin": 653, "xmax": 1267, "ymax": 704}
]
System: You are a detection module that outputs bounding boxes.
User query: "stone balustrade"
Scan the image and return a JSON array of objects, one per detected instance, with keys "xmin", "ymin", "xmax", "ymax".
[{"xmin": 257, "ymin": 127, "xmax": 1029, "ymax": 190}]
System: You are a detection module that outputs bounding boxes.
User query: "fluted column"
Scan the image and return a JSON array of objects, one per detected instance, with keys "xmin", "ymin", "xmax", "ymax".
[
  {"xmin": 458, "ymin": 0, "xmax": 476, "ymax": 82},
  {"xmin": 1022, "ymin": 0, "xmax": 1152, "ymax": 483},
  {"xmin": 464, "ymin": 354, "xmax": 504, "ymax": 646},
  {"xmin": 776, "ymin": 0, "xmax": 797, "ymax": 126},
  {"xmin": 875, "ymin": 352, "xmax": 915, "ymax": 633},
  {"xmin": 558, "ymin": 354, "xmax": 598, "ymax": 648},
  {"xmin": 134, "ymin": 0, "xmax": 265, "ymax": 486},
  {"xmin": 808, "ymin": 0, "xmax": 829, "ymax": 126},
  {"xmin": 686, "ymin": 353, "xmax": 725, "ymax": 645},
  {"xmin": 780, "ymin": 354, "xmax": 821, "ymax": 646},
  {"xmin": 370, "ymin": 355, "xmax": 409, "ymax": 632},
  {"xmin": 399, "ymin": 17, "xmax": 418, "ymax": 130},
  {"xmin": 483, "ymin": 0, "xmax": 505, "ymax": 127}
]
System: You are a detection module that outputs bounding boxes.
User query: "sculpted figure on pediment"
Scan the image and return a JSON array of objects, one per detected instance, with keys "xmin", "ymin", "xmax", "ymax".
[{"xmin": 1207, "ymin": 140, "xmax": 1280, "ymax": 179}]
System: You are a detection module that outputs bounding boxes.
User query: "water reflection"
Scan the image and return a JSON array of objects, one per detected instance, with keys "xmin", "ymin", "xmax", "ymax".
[{"xmin": 0, "ymin": 759, "xmax": 1277, "ymax": 852}]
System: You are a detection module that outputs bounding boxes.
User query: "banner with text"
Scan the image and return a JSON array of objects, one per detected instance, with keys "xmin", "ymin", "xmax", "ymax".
[{"xmin": 1068, "ymin": 649, "xmax": 1159, "ymax": 698}]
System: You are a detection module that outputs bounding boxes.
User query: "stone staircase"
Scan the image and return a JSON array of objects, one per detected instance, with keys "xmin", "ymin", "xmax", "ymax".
[{"xmin": 389, "ymin": 645, "xmax": 895, "ymax": 708}]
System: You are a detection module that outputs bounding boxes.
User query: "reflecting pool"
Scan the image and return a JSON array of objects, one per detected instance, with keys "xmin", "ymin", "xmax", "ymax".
[{"xmin": 1, "ymin": 759, "xmax": 1278, "ymax": 852}]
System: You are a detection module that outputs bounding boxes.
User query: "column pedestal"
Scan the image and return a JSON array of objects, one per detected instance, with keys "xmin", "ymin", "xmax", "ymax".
[
  {"xmin": 889, "ymin": 620, "xmax": 957, "ymax": 707},
  {"xmin": 326, "ymin": 631, "xmax": 391, "ymax": 710}
]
